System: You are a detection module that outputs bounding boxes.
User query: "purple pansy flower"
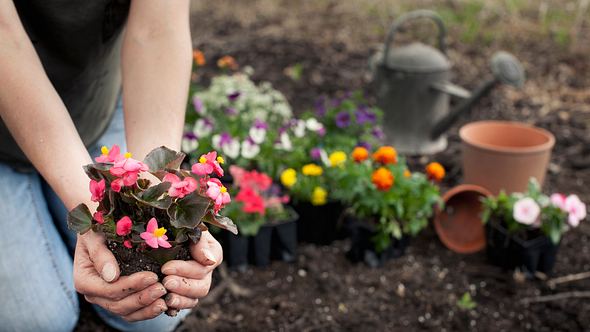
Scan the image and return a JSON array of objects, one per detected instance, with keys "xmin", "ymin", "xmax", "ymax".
[
  {"xmin": 315, "ymin": 97, "xmax": 327, "ymax": 117},
  {"xmin": 227, "ymin": 92, "xmax": 241, "ymax": 102},
  {"xmin": 357, "ymin": 141, "xmax": 372, "ymax": 150},
  {"xmin": 310, "ymin": 147, "xmax": 323, "ymax": 160},
  {"xmin": 372, "ymin": 127, "xmax": 386, "ymax": 141},
  {"xmin": 192, "ymin": 96, "xmax": 204, "ymax": 114},
  {"xmin": 355, "ymin": 106, "xmax": 376, "ymax": 124},
  {"xmin": 225, "ymin": 107, "xmax": 237, "ymax": 116},
  {"xmin": 335, "ymin": 111, "xmax": 351, "ymax": 128}
]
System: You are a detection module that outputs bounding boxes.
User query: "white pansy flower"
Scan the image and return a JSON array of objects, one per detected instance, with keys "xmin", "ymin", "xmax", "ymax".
[{"xmin": 241, "ymin": 140, "xmax": 260, "ymax": 159}]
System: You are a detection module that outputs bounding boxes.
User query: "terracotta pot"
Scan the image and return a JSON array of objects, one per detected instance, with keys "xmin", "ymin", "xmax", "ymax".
[
  {"xmin": 434, "ymin": 184, "xmax": 492, "ymax": 254},
  {"xmin": 460, "ymin": 121, "xmax": 555, "ymax": 194}
]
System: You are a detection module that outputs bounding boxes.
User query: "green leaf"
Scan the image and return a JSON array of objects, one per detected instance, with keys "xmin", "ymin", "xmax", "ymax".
[
  {"xmin": 83, "ymin": 163, "xmax": 112, "ymax": 181},
  {"xmin": 457, "ymin": 292, "xmax": 477, "ymax": 310},
  {"xmin": 143, "ymin": 146, "xmax": 186, "ymax": 176},
  {"xmin": 67, "ymin": 204, "xmax": 93, "ymax": 234},
  {"xmin": 168, "ymin": 194, "xmax": 211, "ymax": 229},
  {"xmin": 203, "ymin": 213, "xmax": 238, "ymax": 235},
  {"xmin": 131, "ymin": 182, "xmax": 173, "ymax": 209}
]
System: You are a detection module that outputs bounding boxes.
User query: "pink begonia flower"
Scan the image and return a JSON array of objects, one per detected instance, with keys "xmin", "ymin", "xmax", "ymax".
[
  {"xmin": 95, "ymin": 145, "xmax": 123, "ymax": 163},
  {"xmin": 565, "ymin": 195, "xmax": 587, "ymax": 227},
  {"xmin": 163, "ymin": 173, "xmax": 198, "ymax": 198},
  {"xmin": 206, "ymin": 178, "xmax": 231, "ymax": 213},
  {"xmin": 93, "ymin": 211, "xmax": 104, "ymax": 224},
  {"xmin": 192, "ymin": 151, "xmax": 224, "ymax": 177},
  {"xmin": 140, "ymin": 218, "xmax": 172, "ymax": 249},
  {"xmin": 550, "ymin": 193, "xmax": 567, "ymax": 210},
  {"xmin": 89, "ymin": 179, "xmax": 106, "ymax": 202},
  {"xmin": 109, "ymin": 155, "xmax": 149, "ymax": 191},
  {"xmin": 513, "ymin": 197, "xmax": 540, "ymax": 225},
  {"xmin": 116, "ymin": 216, "xmax": 133, "ymax": 236},
  {"xmin": 123, "ymin": 240, "xmax": 133, "ymax": 249},
  {"xmin": 229, "ymin": 165, "xmax": 246, "ymax": 187}
]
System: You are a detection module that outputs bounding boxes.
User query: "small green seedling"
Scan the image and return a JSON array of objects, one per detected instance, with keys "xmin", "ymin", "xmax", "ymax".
[
  {"xmin": 457, "ymin": 292, "xmax": 477, "ymax": 310},
  {"xmin": 284, "ymin": 63, "xmax": 304, "ymax": 81}
]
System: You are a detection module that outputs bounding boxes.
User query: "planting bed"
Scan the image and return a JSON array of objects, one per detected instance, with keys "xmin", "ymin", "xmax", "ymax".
[{"xmin": 76, "ymin": 1, "xmax": 590, "ymax": 331}]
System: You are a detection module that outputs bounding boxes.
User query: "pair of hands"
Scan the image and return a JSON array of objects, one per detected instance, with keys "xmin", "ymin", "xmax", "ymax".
[{"xmin": 73, "ymin": 230, "xmax": 222, "ymax": 321}]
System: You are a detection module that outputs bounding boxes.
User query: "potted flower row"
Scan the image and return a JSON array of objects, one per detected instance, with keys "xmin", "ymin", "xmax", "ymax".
[
  {"xmin": 481, "ymin": 179, "xmax": 586, "ymax": 277},
  {"xmin": 220, "ymin": 166, "xmax": 298, "ymax": 270}
]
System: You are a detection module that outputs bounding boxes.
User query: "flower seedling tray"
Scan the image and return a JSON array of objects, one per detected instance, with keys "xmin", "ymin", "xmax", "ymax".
[
  {"xmin": 292, "ymin": 202, "xmax": 344, "ymax": 245},
  {"xmin": 485, "ymin": 221, "xmax": 559, "ymax": 277}
]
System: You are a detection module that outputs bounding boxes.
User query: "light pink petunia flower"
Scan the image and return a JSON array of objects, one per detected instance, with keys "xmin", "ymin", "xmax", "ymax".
[
  {"xmin": 140, "ymin": 218, "xmax": 172, "ymax": 249},
  {"xmin": 565, "ymin": 195, "xmax": 586, "ymax": 227},
  {"xmin": 163, "ymin": 173, "xmax": 198, "ymax": 198},
  {"xmin": 550, "ymin": 193, "xmax": 567, "ymax": 210},
  {"xmin": 513, "ymin": 197, "xmax": 540, "ymax": 225}
]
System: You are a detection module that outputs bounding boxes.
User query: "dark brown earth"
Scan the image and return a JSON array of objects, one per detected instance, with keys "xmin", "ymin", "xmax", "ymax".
[{"xmin": 76, "ymin": 2, "xmax": 590, "ymax": 331}]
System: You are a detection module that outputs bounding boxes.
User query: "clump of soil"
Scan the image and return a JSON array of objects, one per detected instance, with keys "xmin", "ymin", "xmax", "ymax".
[{"xmin": 107, "ymin": 241, "xmax": 191, "ymax": 280}]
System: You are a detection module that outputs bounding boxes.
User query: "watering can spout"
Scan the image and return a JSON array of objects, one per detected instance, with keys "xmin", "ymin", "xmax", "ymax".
[{"xmin": 430, "ymin": 51, "xmax": 525, "ymax": 140}]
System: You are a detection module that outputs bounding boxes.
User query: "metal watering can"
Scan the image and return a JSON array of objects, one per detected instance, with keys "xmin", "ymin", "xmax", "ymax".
[{"xmin": 371, "ymin": 10, "xmax": 525, "ymax": 154}]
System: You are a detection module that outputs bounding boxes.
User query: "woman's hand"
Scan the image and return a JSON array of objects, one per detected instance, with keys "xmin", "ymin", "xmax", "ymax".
[
  {"xmin": 161, "ymin": 231, "xmax": 223, "ymax": 314},
  {"xmin": 73, "ymin": 231, "xmax": 169, "ymax": 321}
]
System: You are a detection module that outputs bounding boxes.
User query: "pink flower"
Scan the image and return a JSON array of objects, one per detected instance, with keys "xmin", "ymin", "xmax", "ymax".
[
  {"xmin": 89, "ymin": 179, "xmax": 106, "ymax": 202},
  {"xmin": 123, "ymin": 240, "xmax": 133, "ymax": 249},
  {"xmin": 565, "ymin": 195, "xmax": 586, "ymax": 227},
  {"xmin": 140, "ymin": 218, "xmax": 172, "ymax": 249},
  {"xmin": 192, "ymin": 151, "xmax": 224, "ymax": 177},
  {"xmin": 95, "ymin": 145, "xmax": 123, "ymax": 163},
  {"xmin": 116, "ymin": 216, "xmax": 133, "ymax": 236},
  {"xmin": 206, "ymin": 178, "xmax": 231, "ymax": 213},
  {"xmin": 550, "ymin": 193, "xmax": 567, "ymax": 210},
  {"xmin": 163, "ymin": 173, "xmax": 198, "ymax": 198},
  {"xmin": 111, "ymin": 178, "xmax": 123, "ymax": 193},
  {"xmin": 513, "ymin": 198, "xmax": 540, "ymax": 225},
  {"xmin": 109, "ymin": 156, "xmax": 149, "ymax": 189},
  {"xmin": 93, "ymin": 211, "xmax": 104, "ymax": 224}
]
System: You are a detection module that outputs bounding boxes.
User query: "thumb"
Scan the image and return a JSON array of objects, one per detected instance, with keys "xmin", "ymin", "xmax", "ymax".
[
  {"xmin": 192, "ymin": 231, "xmax": 222, "ymax": 266},
  {"xmin": 85, "ymin": 232, "xmax": 120, "ymax": 282}
]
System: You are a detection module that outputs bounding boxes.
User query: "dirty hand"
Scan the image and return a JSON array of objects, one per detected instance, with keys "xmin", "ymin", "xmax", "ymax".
[
  {"xmin": 161, "ymin": 231, "xmax": 223, "ymax": 314},
  {"xmin": 74, "ymin": 231, "xmax": 168, "ymax": 321}
]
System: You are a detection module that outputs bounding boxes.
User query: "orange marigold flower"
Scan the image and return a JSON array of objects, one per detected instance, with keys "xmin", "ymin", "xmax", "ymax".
[
  {"xmin": 193, "ymin": 50, "xmax": 206, "ymax": 66},
  {"xmin": 217, "ymin": 55, "xmax": 238, "ymax": 70},
  {"xmin": 372, "ymin": 146, "xmax": 397, "ymax": 165},
  {"xmin": 426, "ymin": 162, "xmax": 445, "ymax": 182},
  {"xmin": 404, "ymin": 169, "xmax": 411, "ymax": 178},
  {"xmin": 351, "ymin": 146, "xmax": 369, "ymax": 162},
  {"xmin": 372, "ymin": 167, "xmax": 394, "ymax": 191}
]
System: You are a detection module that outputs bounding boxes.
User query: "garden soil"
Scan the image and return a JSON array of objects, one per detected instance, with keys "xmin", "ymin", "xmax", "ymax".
[{"xmin": 76, "ymin": 2, "xmax": 590, "ymax": 331}]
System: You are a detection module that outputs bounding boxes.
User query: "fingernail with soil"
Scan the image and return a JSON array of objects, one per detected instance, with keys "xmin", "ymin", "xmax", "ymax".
[
  {"xmin": 101, "ymin": 263, "xmax": 116, "ymax": 282},
  {"xmin": 150, "ymin": 287, "xmax": 166, "ymax": 300},
  {"xmin": 202, "ymin": 249, "xmax": 217, "ymax": 265},
  {"xmin": 164, "ymin": 279, "xmax": 179, "ymax": 290},
  {"xmin": 155, "ymin": 304, "xmax": 167, "ymax": 314},
  {"xmin": 166, "ymin": 294, "xmax": 179, "ymax": 307},
  {"xmin": 143, "ymin": 275, "xmax": 158, "ymax": 287}
]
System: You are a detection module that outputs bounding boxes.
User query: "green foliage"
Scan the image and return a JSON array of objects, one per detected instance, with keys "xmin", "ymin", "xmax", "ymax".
[
  {"xmin": 67, "ymin": 204, "xmax": 93, "ymax": 235},
  {"xmin": 481, "ymin": 178, "xmax": 568, "ymax": 244},
  {"xmin": 457, "ymin": 292, "xmax": 477, "ymax": 311},
  {"xmin": 331, "ymin": 152, "xmax": 441, "ymax": 251},
  {"xmin": 168, "ymin": 194, "xmax": 211, "ymax": 229}
]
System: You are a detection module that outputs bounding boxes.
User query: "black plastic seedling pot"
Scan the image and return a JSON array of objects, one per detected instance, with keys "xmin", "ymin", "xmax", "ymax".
[
  {"xmin": 485, "ymin": 221, "xmax": 559, "ymax": 277},
  {"xmin": 223, "ymin": 232, "xmax": 249, "ymax": 271},
  {"xmin": 270, "ymin": 217, "xmax": 298, "ymax": 263},
  {"xmin": 249, "ymin": 225, "xmax": 273, "ymax": 267},
  {"xmin": 345, "ymin": 216, "xmax": 410, "ymax": 268},
  {"xmin": 292, "ymin": 202, "xmax": 344, "ymax": 245}
]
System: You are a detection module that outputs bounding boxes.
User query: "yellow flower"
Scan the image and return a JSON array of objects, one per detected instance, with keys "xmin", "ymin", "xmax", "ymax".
[
  {"xmin": 302, "ymin": 163, "xmax": 323, "ymax": 176},
  {"xmin": 311, "ymin": 187, "xmax": 328, "ymax": 206},
  {"xmin": 404, "ymin": 169, "xmax": 411, "ymax": 178},
  {"xmin": 280, "ymin": 168, "xmax": 297, "ymax": 188},
  {"xmin": 329, "ymin": 151, "xmax": 347, "ymax": 167}
]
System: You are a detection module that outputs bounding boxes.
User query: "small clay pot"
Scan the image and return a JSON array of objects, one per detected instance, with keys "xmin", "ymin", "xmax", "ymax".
[
  {"xmin": 460, "ymin": 121, "xmax": 555, "ymax": 194},
  {"xmin": 434, "ymin": 184, "xmax": 492, "ymax": 254}
]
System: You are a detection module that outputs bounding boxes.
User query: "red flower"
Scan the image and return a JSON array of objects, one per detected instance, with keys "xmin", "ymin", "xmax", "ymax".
[{"xmin": 236, "ymin": 187, "xmax": 265, "ymax": 215}]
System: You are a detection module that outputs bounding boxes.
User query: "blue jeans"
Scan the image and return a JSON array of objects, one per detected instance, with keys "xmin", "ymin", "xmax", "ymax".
[{"xmin": 0, "ymin": 101, "xmax": 188, "ymax": 332}]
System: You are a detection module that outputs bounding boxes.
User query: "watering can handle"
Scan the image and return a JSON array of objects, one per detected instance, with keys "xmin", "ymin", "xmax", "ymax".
[{"xmin": 382, "ymin": 10, "xmax": 447, "ymax": 65}]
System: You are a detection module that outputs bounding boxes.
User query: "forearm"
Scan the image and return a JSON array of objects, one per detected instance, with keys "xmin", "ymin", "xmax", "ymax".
[
  {"xmin": 121, "ymin": 0, "xmax": 192, "ymax": 160},
  {"xmin": 0, "ymin": 3, "xmax": 92, "ymax": 211}
]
